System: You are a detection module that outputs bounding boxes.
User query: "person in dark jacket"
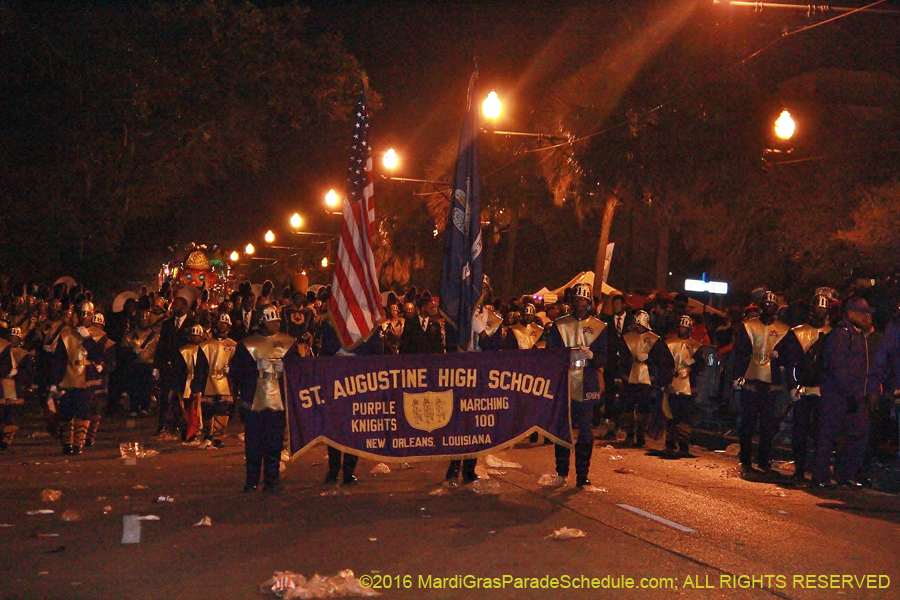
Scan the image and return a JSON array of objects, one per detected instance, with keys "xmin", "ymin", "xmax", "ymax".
[
  {"xmin": 773, "ymin": 293, "xmax": 832, "ymax": 480},
  {"xmin": 810, "ymin": 297, "xmax": 873, "ymax": 488}
]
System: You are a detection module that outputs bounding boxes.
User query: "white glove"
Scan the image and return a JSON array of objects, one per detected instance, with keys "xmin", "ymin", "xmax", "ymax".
[
  {"xmin": 684, "ymin": 357, "xmax": 695, "ymax": 366},
  {"xmin": 636, "ymin": 352, "xmax": 649, "ymax": 363},
  {"xmin": 471, "ymin": 311, "xmax": 487, "ymax": 334},
  {"xmin": 95, "ymin": 364, "xmax": 103, "ymax": 374},
  {"xmin": 272, "ymin": 359, "xmax": 284, "ymax": 373},
  {"xmin": 8, "ymin": 368, "xmax": 17, "ymax": 377},
  {"xmin": 77, "ymin": 326, "xmax": 91, "ymax": 338},
  {"xmin": 152, "ymin": 368, "xmax": 160, "ymax": 380},
  {"xmin": 770, "ymin": 350, "xmax": 779, "ymax": 359},
  {"xmin": 257, "ymin": 358, "xmax": 272, "ymax": 371},
  {"xmin": 223, "ymin": 364, "xmax": 230, "ymax": 375},
  {"xmin": 49, "ymin": 385, "xmax": 58, "ymax": 394},
  {"xmin": 732, "ymin": 377, "xmax": 745, "ymax": 390},
  {"xmin": 571, "ymin": 347, "xmax": 593, "ymax": 362},
  {"xmin": 790, "ymin": 387, "xmax": 801, "ymax": 402},
  {"xmin": 43, "ymin": 344, "xmax": 55, "ymax": 353}
]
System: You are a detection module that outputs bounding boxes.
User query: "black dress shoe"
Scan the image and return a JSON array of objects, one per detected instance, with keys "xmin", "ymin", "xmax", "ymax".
[
  {"xmin": 324, "ymin": 472, "xmax": 339, "ymax": 484},
  {"xmin": 576, "ymin": 474, "xmax": 591, "ymax": 488},
  {"xmin": 836, "ymin": 479, "xmax": 863, "ymax": 488},
  {"xmin": 84, "ymin": 439, "xmax": 94, "ymax": 447},
  {"xmin": 342, "ymin": 475, "xmax": 358, "ymax": 486},
  {"xmin": 62, "ymin": 444, "xmax": 73, "ymax": 455},
  {"xmin": 242, "ymin": 484, "xmax": 257, "ymax": 492},
  {"xmin": 809, "ymin": 480, "xmax": 829, "ymax": 489}
]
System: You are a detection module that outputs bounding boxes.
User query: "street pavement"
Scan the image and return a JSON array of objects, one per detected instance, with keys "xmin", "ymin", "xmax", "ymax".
[{"xmin": 1, "ymin": 413, "xmax": 898, "ymax": 600}]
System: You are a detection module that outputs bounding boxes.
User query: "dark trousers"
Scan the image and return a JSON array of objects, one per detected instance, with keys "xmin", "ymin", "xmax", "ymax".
[
  {"xmin": 620, "ymin": 384, "xmax": 655, "ymax": 444},
  {"xmin": 327, "ymin": 446, "xmax": 359, "ymax": 480},
  {"xmin": 555, "ymin": 400, "xmax": 595, "ymax": 477},
  {"xmin": 446, "ymin": 458, "xmax": 477, "ymax": 481},
  {"xmin": 791, "ymin": 394, "xmax": 821, "ymax": 476},
  {"xmin": 58, "ymin": 389, "xmax": 90, "ymax": 421},
  {"xmin": 158, "ymin": 374, "xmax": 182, "ymax": 434},
  {"xmin": 244, "ymin": 409, "xmax": 286, "ymax": 487},
  {"xmin": 812, "ymin": 395, "xmax": 870, "ymax": 484},
  {"xmin": 127, "ymin": 363, "xmax": 154, "ymax": 412},
  {"xmin": 739, "ymin": 382, "xmax": 777, "ymax": 467},
  {"xmin": 665, "ymin": 393, "xmax": 693, "ymax": 450}
]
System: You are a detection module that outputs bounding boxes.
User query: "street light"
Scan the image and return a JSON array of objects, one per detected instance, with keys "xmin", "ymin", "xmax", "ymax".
[
  {"xmin": 229, "ymin": 250, "xmax": 239, "ymax": 262},
  {"xmin": 290, "ymin": 213, "xmax": 302, "ymax": 229},
  {"xmin": 245, "ymin": 243, "xmax": 255, "ymax": 255},
  {"xmin": 321, "ymin": 257, "xmax": 329, "ymax": 268},
  {"xmin": 264, "ymin": 230, "xmax": 275, "ymax": 244},
  {"xmin": 325, "ymin": 189, "xmax": 340, "ymax": 208},
  {"xmin": 383, "ymin": 148, "xmax": 398, "ymax": 170},
  {"xmin": 482, "ymin": 90, "xmax": 501, "ymax": 119},
  {"xmin": 774, "ymin": 110, "xmax": 795, "ymax": 140}
]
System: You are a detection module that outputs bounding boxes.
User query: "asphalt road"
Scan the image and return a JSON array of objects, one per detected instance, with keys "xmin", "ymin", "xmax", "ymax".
[{"xmin": 1, "ymin": 414, "xmax": 898, "ymax": 600}]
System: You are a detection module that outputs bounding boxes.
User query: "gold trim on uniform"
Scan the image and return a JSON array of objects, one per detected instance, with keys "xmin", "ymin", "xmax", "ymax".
[
  {"xmin": 179, "ymin": 344, "xmax": 200, "ymax": 398},
  {"xmin": 666, "ymin": 337, "xmax": 702, "ymax": 395},
  {"xmin": 511, "ymin": 322, "xmax": 545, "ymax": 350},
  {"xmin": 242, "ymin": 332, "xmax": 296, "ymax": 411},
  {"xmin": 554, "ymin": 315, "xmax": 606, "ymax": 402},
  {"xmin": 742, "ymin": 318, "xmax": 790, "ymax": 383},
  {"xmin": 623, "ymin": 331, "xmax": 661, "ymax": 385},
  {"xmin": 59, "ymin": 328, "xmax": 90, "ymax": 389},
  {"xmin": 200, "ymin": 337, "xmax": 237, "ymax": 396},
  {"xmin": 483, "ymin": 309, "xmax": 503, "ymax": 337},
  {"xmin": 791, "ymin": 323, "xmax": 832, "ymax": 354}
]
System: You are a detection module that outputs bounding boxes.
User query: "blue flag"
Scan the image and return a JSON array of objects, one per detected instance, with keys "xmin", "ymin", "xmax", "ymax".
[{"xmin": 439, "ymin": 70, "xmax": 483, "ymax": 351}]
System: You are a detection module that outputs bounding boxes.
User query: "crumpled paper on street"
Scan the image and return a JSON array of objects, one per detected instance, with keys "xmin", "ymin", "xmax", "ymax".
[
  {"xmin": 260, "ymin": 569, "xmax": 380, "ymax": 598},
  {"xmin": 764, "ymin": 487, "xmax": 787, "ymax": 497},
  {"xmin": 537, "ymin": 474, "xmax": 567, "ymax": 487},
  {"xmin": 27, "ymin": 509, "xmax": 54, "ymax": 516},
  {"xmin": 60, "ymin": 510, "xmax": 81, "ymax": 522},
  {"xmin": 370, "ymin": 463, "xmax": 391, "ymax": 475},
  {"xmin": 547, "ymin": 527, "xmax": 587, "ymax": 540},
  {"xmin": 41, "ymin": 489, "xmax": 62, "ymax": 502},
  {"xmin": 193, "ymin": 516, "xmax": 212, "ymax": 527},
  {"xmin": 119, "ymin": 443, "xmax": 159, "ymax": 459},
  {"xmin": 471, "ymin": 479, "xmax": 501, "ymax": 494},
  {"xmin": 582, "ymin": 485, "xmax": 608, "ymax": 493},
  {"xmin": 485, "ymin": 455, "xmax": 521, "ymax": 469}
]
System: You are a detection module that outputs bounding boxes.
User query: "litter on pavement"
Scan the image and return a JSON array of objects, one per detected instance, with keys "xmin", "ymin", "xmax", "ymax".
[{"xmin": 547, "ymin": 527, "xmax": 587, "ymax": 540}]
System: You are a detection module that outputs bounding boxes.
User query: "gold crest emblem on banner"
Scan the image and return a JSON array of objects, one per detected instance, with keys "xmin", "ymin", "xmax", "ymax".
[{"xmin": 403, "ymin": 390, "xmax": 453, "ymax": 432}]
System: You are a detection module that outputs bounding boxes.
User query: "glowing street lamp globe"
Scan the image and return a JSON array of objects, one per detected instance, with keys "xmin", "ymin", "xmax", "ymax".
[
  {"xmin": 245, "ymin": 243, "xmax": 255, "ymax": 255},
  {"xmin": 383, "ymin": 148, "xmax": 398, "ymax": 170},
  {"xmin": 290, "ymin": 213, "xmax": 302, "ymax": 229},
  {"xmin": 321, "ymin": 257, "xmax": 329, "ymax": 268},
  {"xmin": 774, "ymin": 110, "xmax": 795, "ymax": 140},
  {"xmin": 264, "ymin": 230, "xmax": 275, "ymax": 243},
  {"xmin": 229, "ymin": 251, "xmax": 239, "ymax": 262},
  {"xmin": 482, "ymin": 91, "xmax": 501, "ymax": 119},
  {"xmin": 325, "ymin": 189, "xmax": 340, "ymax": 208}
]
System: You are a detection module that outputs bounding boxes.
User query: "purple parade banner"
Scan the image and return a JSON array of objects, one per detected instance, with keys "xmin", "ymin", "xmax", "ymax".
[{"xmin": 284, "ymin": 348, "xmax": 572, "ymax": 462}]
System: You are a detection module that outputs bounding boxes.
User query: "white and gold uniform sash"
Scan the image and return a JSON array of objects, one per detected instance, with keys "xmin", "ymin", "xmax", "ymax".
[
  {"xmin": 623, "ymin": 331, "xmax": 660, "ymax": 385},
  {"xmin": 555, "ymin": 315, "xmax": 606, "ymax": 402},
  {"xmin": 742, "ymin": 318, "xmax": 790, "ymax": 383},
  {"xmin": 511, "ymin": 322, "xmax": 545, "ymax": 350},
  {"xmin": 200, "ymin": 337, "xmax": 237, "ymax": 396},
  {"xmin": 666, "ymin": 337, "xmax": 702, "ymax": 395},
  {"xmin": 242, "ymin": 332, "xmax": 295, "ymax": 411}
]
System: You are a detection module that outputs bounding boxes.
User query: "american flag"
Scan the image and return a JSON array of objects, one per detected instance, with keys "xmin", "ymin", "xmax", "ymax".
[{"xmin": 328, "ymin": 90, "xmax": 383, "ymax": 349}]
